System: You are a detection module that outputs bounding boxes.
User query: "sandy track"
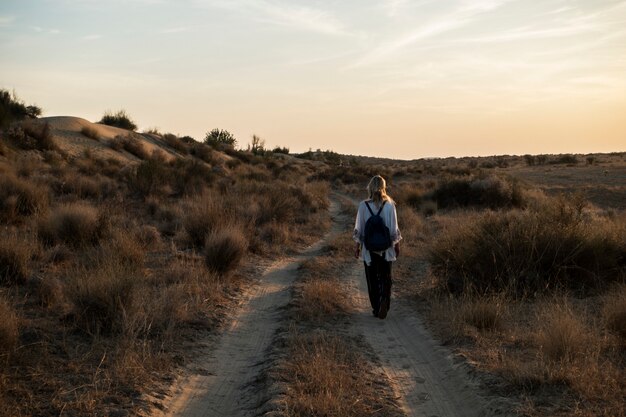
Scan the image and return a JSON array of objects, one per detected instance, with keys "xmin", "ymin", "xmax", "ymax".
[
  {"xmin": 160, "ymin": 200, "xmax": 341, "ymax": 417},
  {"xmin": 346, "ymin": 263, "xmax": 489, "ymax": 417}
]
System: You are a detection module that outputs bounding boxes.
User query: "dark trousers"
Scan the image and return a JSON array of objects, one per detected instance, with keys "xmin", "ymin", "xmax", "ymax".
[{"xmin": 364, "ymin": 252, "xmax": 392, "ymax": 315}]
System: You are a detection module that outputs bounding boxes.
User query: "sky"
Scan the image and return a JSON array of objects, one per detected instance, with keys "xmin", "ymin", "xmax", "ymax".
[{"xmin": 1, "ymin": 0, "xmax": 625, "ymax": 159}]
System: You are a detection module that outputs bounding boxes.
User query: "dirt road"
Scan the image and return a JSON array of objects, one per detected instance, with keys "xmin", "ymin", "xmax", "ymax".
[{"xmin": 158, "ymin": 196, "xmax": 493, "ymax": 417}]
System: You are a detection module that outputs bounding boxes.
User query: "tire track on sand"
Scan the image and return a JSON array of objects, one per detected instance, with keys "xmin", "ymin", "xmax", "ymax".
[{"xmin": 158, "ymin": 199, "xmax": 343, "ymax": 417}]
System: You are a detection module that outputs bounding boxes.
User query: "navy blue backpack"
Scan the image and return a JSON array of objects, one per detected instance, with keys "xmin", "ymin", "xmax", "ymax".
[{"xmin": 363, "ymin": 201, "xmax": 392, "ymax": 252}]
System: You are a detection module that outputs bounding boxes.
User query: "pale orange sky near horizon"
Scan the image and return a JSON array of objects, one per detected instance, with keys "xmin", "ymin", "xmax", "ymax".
[{"xmin": 1, "ymin": 0, "xmax": 625, "ymax": 159}]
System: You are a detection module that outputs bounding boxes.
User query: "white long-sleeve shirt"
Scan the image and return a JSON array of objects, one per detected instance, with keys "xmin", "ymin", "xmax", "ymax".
[{"xmin": 353, "ymin": 199, "xmax": 402, "ymax": 265}]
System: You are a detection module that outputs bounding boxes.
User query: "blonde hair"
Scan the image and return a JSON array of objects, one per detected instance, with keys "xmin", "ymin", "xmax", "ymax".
[{"xmin": 367, "ymin": 175, "xmax": 392, "ymax": 204}]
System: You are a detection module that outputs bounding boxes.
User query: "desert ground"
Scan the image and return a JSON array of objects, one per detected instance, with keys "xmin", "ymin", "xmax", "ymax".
[{"xmin": 1, "ymin": 107, "xmax": 624, "ymax": 417}]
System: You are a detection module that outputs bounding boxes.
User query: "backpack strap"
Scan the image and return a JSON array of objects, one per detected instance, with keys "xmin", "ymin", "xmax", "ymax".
[
  {"xmin": 376, "ymin": 200, "xmax": 386, "ymax": 215},
  {"xmin": 365, "ymin": 200, "xmax": 386, "ymax": 216}
]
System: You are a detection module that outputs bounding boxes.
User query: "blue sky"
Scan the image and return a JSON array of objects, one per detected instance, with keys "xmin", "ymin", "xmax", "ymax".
[{"xmin": 1, "ymin": 0, "xmax": 625, "ymax": 158}]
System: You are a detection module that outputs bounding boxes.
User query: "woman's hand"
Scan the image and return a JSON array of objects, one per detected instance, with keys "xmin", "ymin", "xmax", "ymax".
[
  {"xmin": 394, "ymin": 243, "xmax": 400, "ymax": 257},
  {"xmin": 354, "ymin": 243, "xmax": 361, "ymax": 259}
]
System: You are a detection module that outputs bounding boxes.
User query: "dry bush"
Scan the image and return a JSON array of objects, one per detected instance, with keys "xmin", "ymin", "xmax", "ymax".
[
  {"xmin": 66, "ymin": 261, "xmax": 142, "ymax": 336},
  {"xmin": 54, "ymin": 172, "xmax": 103, "ymax": 199},
  {"xmin": 38, "ymin": 202, "xmax": 106, "ymax": 247},
  {"xmin": 432, "ymin": 175, "xmax": 525, "ymax": 209},
  {"xmin": 80, "ymin": 126, "xmax": 100, "ymax": 140},
  {"xmin": 204, "ymin": 226, "xmax": 248, "ymax": 275},
  {"xmin": 163, "ymin": 133, "xmax": 189, "ymax": 154},
  {"xmin": 0, "ymin": 234, "xmax": 34, "ymax": 285},
  {"xmin": 136, "ymin": 225, "xmax": 161, "ymax": 249},
  {"xmin": 110, "ymin": 135, "xmax": 150, "ymax": 160},
  {"xmin": 0, "ymin": 296, "xmax": 18, "ymax": 355},
  {"xmin": 603, "ymin": 284, "xmax": 626, "ymax": 342},
  {"xmin": 298, "ymin": 280, "xmax": 348, "ymax": 322},
  {"xmin": 8, "ymin": 122, "xmax": 58, "ymax": 151},
  {"xmin": 535, "ymin": 301, "xmax": 590, "ymax": 363},
  {"xmin": 183, "ymin": 193, "xmax": 229, "ymax": 247},
  {"xmin": 429, "ymin": 196, "xmax": 626, "ymax": 295},
  {"xmin": 34, "ymin": 276, "xmax": 64, "ymax": 308},
  {"xmin": 397, "ymin": 205, "xmax": 424, "ymax": 243},
  {"xmin": 0, "ymin": 173, "xmax": 49, "ymax": 221}
]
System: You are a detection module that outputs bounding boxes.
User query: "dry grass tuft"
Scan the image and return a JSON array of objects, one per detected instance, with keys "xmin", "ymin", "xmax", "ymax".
[
  {"xmin": 280, "ymin": 330, "xmax": 389, "ymax": 417},
  {"xmin": 38, "ymin": 202, "xmax": 105, "ymax": 247},
  {"xmin": 535, "ymin": 301, "xmax": 589, "ymax": 363},
  {"xmin": 204, "ymin": 226, "xmax": 248, "ymax": 275},
  {"xmin": 0, "ymin": 234, "xmax": 34, "ymax": 285},
  {"xmin": 298, "ymin": 279, "xmax": 349, "ymax": 322},
  {"xmin": 183, "ymin": 193, "xmax": 227, "ymax": 247},
  {"xmin": 80, "ymin": 125, "xmax": 100, "ymax": 140},
  {"xmin": 0, "ymin": 296, "xmax": 19, "ymax": 355},
  {"xmin": 603, "ymin": 284, "xmax": 626, "ymax": 342},
  {"xmin": 0, "ymin": 173, "xmax": 49, "ymax": 221},
  {"xmin": 66, "ymin": 261, "xmax": 141, "ymax": 336},
  {"xmin": 460, "ymin": 296, "xmax": 504, "ymax": 331}
]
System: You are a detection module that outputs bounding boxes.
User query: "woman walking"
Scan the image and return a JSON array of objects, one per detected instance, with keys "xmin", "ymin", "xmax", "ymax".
[{"xmin": 353, "ymin": 175, "xmax": 402, "ymax": 319}]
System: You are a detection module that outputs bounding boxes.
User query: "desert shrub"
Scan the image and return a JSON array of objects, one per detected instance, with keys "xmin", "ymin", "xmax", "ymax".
[
  {"xmin": 163, "ymin": 133, "xmax": 189, "ymax": 154},
  {"xmin": 55, "ymin": 172, "xmax": 102, "ymax": 199},
  {"xmin": 603, "ymin": 284, "xmax": 626, "ymax": 342},
  {"xmin": 0, "ymin": 235, "xmax": 33, "ymax": 285},
  {"xmin": 136, "ymin": 225, "xmax": 161, "ymax": 249},
  {"xmin": 432, "ymin": 175, "xmax": 525, "ymax": 209},
  {"xmin": 6, "ymin": 122, "xmax": 57, "ymax": 151},
  {"xmin": 183, "ymin": 193, "xmax": 229, "ymax": 247},
  {"xmin": 80, "ymin": 125, "xmax": 100, "ymax": 140},
  {"xmin": 110, "ymin": 135, "xmax": 150, "ymax": 160},
  {"xmin": 129, "ymin": 158, "xmax": 169, "ymax": 196},
  {"xmin": 586, "ymin": 156, "xmax": 596, "ymax": 165},
  {"xmin": 549, "ymin": 154, "xmax": 578, "ymax": 165},
  {"xmin": 0, "ymin": 296, "xmax": 19, "ymax": 354},
  {"xmin": 189, "ymin": 142, "xmax": 215, "ymax": 163},
  {"xmin": 204, "ymin": 226, "xmax": 248, "ymax": 275},
  {"xmin": 98, "ymin": 109, "xmax": 137, "ymax": 131},
  {"xmin": 66, "ymin": 261, "xmax": 141, "ymax": 335},
  {"xmin": 535, "ymin": 301, "xmax": 589, "ymax": 362},
  {"xmin": 38, "ymin": 203, "xmax": 105, "ymax": 247},
  {"xmin": 429, "ymin": 196, "xmax": 626, "ymax": 295},
  {"xmin": 0, "ymin": 89, "xmax": 41, "ymax": 128},
  {"xmin": 204, "ymin": 128, "xmax": 236, "ymax": 148},
  {"xmin": 272, "ymin": 146, "xmax": 289, "ymax": 154},
  {"xmin": 0, "ymin": 173, "xmax": 49, "ymax": 221},
  {"xmin": 170, "ymin": 158, "xmax": 215, "ymax": 195}
]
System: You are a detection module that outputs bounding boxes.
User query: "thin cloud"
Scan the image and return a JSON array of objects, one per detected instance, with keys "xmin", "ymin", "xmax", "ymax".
[
  {"xmin": 83, "ymin": 34, "xmax": 102, "ymax": 41},
  {"xmin": 195, "ymin": 0, "xmax": 351, "ymax": 36},
  {"xmin": 0, "ymin": 15, "xmax": 15, "ymax": 27},
  {"xmin": 349, "ymin": 0, "xmax": 516, "ymax": 68},
  {"xmin": 160, "ymin": 27, "xmax": 189, "ymax": 34}
]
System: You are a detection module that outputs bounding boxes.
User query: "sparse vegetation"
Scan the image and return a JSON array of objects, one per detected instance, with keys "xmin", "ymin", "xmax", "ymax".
[
  {"xmin": 204, "ymin": 128, "xmax": 236, "ymax": 148},
  {"xmin": 99, "ymin": 109, "xmax": 137, "ymax": 131},
  {"xmin": 0, "ymin": 89, "xmax": 41, "ymax": 128},
  {"xmin": 38, "ymin": 203, "xmax": 106, "ymax": 247},
  {"xmin": 80, "ymin": 125, "xmax": 100, "ymax": 140}
]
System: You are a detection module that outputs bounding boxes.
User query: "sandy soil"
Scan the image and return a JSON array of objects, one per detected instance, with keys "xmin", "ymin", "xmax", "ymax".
[
  {"xmin": 156, "ymin": 196, "xmax": 503, "ymax": 417},
  {"xmin": 157, "ymin": 201, "xmax": 342, "ymax": 417}
]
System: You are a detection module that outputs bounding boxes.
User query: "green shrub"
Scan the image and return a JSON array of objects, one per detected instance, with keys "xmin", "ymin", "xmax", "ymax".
[
  {"xmin": 0, "ymin": 89, "xmax": 41, "ymax": 128},
  {"xmin": 204, "ymin": 128, "xmax": 236, "ymax": 148},
  {"xmin": 99, "ymin": 109, "xmax": 137, "ymax": 131}
]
